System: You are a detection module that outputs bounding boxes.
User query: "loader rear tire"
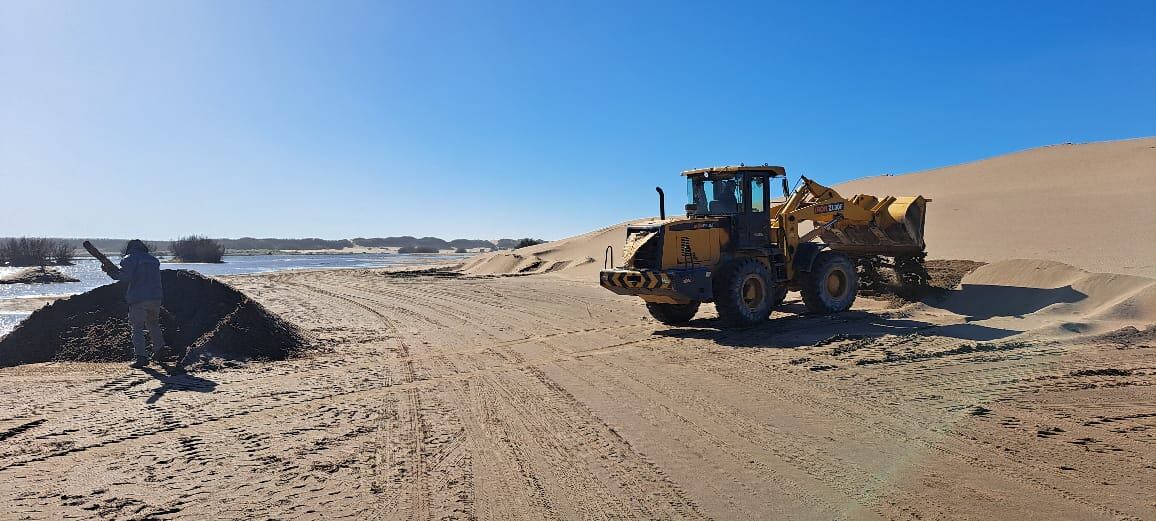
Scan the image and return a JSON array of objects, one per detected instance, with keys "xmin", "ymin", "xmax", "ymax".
[
  {"xmin": 645, "ymin": 301, "xmax": 700, "ymax": 325},
  {"xmin": 714, "ymin": 258, "xmax": 774, "ymax": 327},
  {"xmin": 801, "ymin": 251, "xmax": 858, "ymax": 314}
]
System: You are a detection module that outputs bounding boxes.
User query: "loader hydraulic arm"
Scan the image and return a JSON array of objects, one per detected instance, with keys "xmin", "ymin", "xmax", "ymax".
[
  {"xmin": 773, "ymin": 174, "xmax": 930, "ymax": 281},
  {"xmin": 781, "ymin": 176, "xmax": 837, "ymax": 214},
  {"xmin": 776, "ymin": 177, "xmax": 871, "ymax": 269}
]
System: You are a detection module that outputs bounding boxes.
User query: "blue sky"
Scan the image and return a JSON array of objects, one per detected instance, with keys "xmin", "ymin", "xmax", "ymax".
[{"xmin": 1, "ymin": 1, "xmax": 1153, "ymax": 240}]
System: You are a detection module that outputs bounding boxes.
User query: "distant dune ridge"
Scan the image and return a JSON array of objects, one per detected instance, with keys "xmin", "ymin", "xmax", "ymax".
[
  {"xmin": 462, "ymin": 221, "xmax": 635, "ymax": 279},
  {"xmin": 465, "ymin": 138, "xmax": 1156, "ymax": 280}
]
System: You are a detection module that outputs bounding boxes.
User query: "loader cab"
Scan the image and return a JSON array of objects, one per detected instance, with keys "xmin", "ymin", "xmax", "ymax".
[{"xmin": 683, "ymin": 165, "xmax": 787, "ymax": 248}]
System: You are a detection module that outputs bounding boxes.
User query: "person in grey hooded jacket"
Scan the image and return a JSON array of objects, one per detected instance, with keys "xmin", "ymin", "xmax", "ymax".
[{"xmin": 104, "ymin": 239, "xmax": 166, "ymax": 368}]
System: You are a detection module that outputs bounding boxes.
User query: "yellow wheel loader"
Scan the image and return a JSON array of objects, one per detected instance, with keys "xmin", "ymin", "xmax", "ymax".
[{"xmin": 599, "ymin": 165, "xmax": 930, "ymax": 326}]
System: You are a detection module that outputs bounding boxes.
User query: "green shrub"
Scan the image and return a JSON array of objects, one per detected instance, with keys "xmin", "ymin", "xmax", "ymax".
[{"xmin": 171, "ymin": 235, "xmax": 225, "ymax": 263}]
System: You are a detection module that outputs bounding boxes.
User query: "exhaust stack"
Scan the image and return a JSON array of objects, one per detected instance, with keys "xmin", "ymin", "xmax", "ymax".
[{"xmin": 655, "ymin": 186, "xmax": 665, "ymax": 220}]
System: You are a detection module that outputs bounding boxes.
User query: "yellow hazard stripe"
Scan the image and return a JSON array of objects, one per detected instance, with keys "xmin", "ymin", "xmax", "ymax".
[{"xmin": 603, "ymin": 270, "xmax": 673, "ymax": 290}]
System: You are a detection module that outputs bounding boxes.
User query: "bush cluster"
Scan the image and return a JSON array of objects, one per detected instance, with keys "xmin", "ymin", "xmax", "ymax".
[
  {"xmin": 398, "ymin": 246, "xmax": 440, "ymax": 254},
  {"xmin": 0, "ymin": 237, "xmax": 74, "ymax": 267},
  {"xmin": 514, "ymin": 238, "xmax": 546, "ymax": 249},
  {"xmin": 171, "ymin": 235, "xmax": 225, "ymax": 263}
]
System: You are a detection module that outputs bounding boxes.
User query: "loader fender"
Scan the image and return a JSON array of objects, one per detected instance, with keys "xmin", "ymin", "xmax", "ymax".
[{"xmin": 793, "ymin": 242, "xmax": 828, "ymax": 273}]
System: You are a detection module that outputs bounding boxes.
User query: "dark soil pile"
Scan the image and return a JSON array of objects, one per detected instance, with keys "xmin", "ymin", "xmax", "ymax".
[
  {"xmin": 0, "ymin": 267, "xmax": 80, "ymax": 285},
  {"xmin": 859, "ymin": 259, "xmax": 987, "ymax": 307},
  {"xmin": 923, "ymin": 259, "xmax": 988, "ymax": 289},
  {"xmin": 0, "ymin": 270, "xmax": 314, "ymax": 367}
]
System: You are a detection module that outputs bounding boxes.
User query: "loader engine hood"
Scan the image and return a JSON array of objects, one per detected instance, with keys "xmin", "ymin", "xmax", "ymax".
[
  {"xmin": 621, "ymin": 224, "xmax": 664, "ymax": 270},
  {"xmin": 621, "ymin": 217, "xmax": 729, "ymax": 271}
]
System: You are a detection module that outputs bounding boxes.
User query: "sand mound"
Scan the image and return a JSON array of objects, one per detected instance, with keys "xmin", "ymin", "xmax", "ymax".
[
  {"xmin": 0, "ymin": 266, "xmax": 79, "ymax": 284},
  {"xmin": 836, "ymin": 138, "xmax": 1156, "ymax": 277},
  {"xmin": 927, "ymin": 259, "xmax": 1156, "ymax": 333},
  {"xmin": 463, "ymin": 220, "xmax": 650, "ymax": 279},
  {"xmin": 0, "ymin": 270, "xmax": 314, "ymax": 367}
]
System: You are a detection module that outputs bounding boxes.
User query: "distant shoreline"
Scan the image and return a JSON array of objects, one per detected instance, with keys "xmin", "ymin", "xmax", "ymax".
[
  {"xmin": 176, "ymin": 249, "xmax": 480, "ymax": 257},
  {"xmin": 65, "ymin": 249, "xmax": 483, "ymax": 261},
  {"xmin": 8, "ymin": 237, "xmax": 526, "ymax": 256}
]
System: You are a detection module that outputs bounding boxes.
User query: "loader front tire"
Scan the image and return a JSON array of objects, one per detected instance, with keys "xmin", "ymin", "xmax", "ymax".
[
  {"xmin": 714, "ymin": 258, "xmax": 774, "ymax": 327},
  {"xmin": 645, "ymin": 301, "xmax": 700, "ymax": 325},
  {"xmin": 801, "ymin": 251, "xmax": 858, "ymax": 314}
]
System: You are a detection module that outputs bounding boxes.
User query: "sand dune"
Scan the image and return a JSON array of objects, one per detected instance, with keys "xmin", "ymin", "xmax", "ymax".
[
  {"xmin": 837, "ymin": 138, "xmax": 1156, "ymax": 277},
  {"xmin": 466, "ymin": 138, "xmax": 1155, "ymax": 281},
  {"xmin": 462, "ymin": 221, "xmax": 640, "ymax": 279}
]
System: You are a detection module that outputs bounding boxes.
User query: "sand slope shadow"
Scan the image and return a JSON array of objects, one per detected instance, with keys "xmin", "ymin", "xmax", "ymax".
[
  {"xmin": 655, "ymin": 306, "xmax": 1021, "ymax": 349},
  {"xmin": 925, "ymin": 284, "xmax": 1087, "ymax": 320}
]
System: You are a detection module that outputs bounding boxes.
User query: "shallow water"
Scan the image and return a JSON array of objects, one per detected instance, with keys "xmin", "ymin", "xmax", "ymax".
[{"xmin": 0, "ymin": 253, "xmax": 468, "ymax": 338}]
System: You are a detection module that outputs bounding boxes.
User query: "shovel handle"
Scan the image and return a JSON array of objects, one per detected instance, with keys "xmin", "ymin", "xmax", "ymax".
[{"xmin": 82, "ymin": 241, "xmax": 118, "ymax": 272}]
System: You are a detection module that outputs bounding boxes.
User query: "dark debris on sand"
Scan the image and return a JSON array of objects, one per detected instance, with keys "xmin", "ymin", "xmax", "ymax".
[
  {"xmin": 858, "ymin": 259, "xmax": 987, "ymax": 307},
  {"xmin": 0, "ymin": 270, "xmax": 315, "ymax": 368}
]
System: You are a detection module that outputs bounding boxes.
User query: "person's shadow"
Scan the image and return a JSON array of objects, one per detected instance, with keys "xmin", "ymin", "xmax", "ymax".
[{"xmin": 140, "ymin": 366, "xmax": 218, "ymax": 404}]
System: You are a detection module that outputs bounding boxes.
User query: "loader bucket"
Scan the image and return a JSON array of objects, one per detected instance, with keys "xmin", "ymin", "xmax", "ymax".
[{"xmin": 821, "ymin": 195, "xmax": 929, "ymax": 256}]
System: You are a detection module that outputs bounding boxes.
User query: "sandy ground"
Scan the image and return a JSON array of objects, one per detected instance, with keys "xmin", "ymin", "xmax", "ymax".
[{"xmin": 0, "ymin": 259, "xmax": 1152, "ymax": 520}]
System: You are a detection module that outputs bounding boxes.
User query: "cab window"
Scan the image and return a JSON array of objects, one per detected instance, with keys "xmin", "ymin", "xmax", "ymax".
[
  {"xmin": 688, "ymin": 176, "xmax": 744, "ymax": 215},
  {"xmin": 749, "ymin": 177, "xmax": 766, "ymax": 213}
]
